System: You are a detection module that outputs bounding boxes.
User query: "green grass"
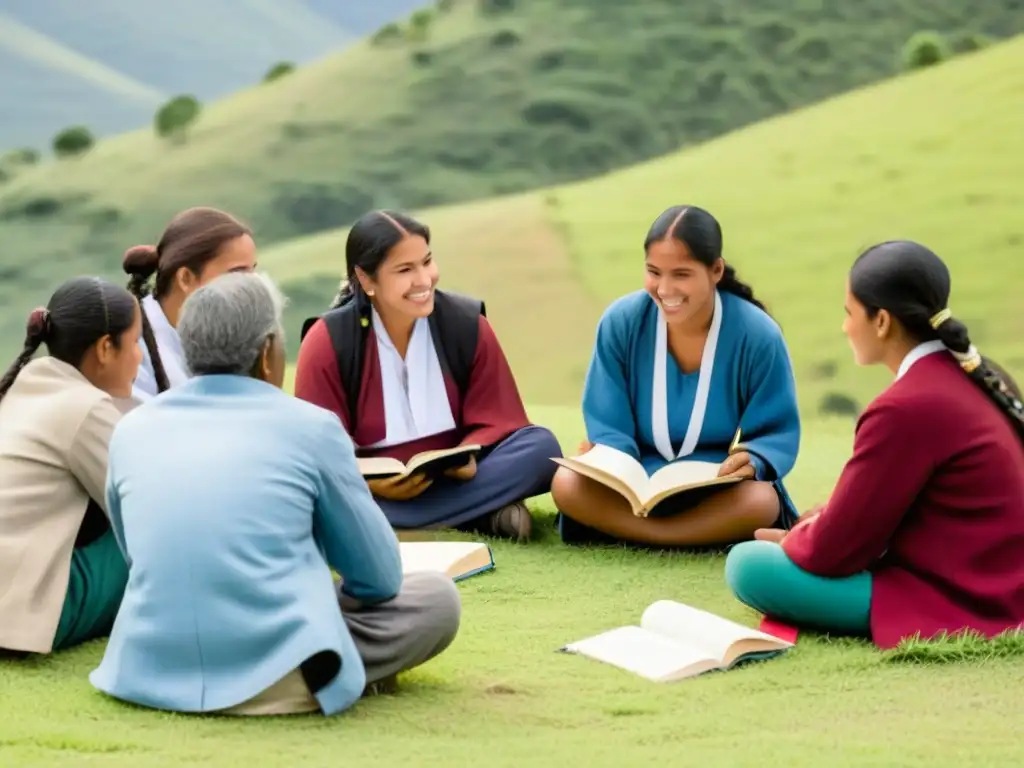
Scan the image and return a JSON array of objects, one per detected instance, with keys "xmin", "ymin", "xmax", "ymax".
[
  {"xmin": 2, "ymin": 1, "xmax": 1021, "ymax": 317},
  {"xmin": 2, "ymin": 408, "xmax": 1021, "ymax": 767},
  {"xmin": 266, "ymin": 35, "xmax": 1024, "ymax": 415}
]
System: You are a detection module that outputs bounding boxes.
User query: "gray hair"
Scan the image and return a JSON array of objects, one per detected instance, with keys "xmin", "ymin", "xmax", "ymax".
[{"xmin": 178, "ymin": 272, "xmax": 287, "ymax": 377}]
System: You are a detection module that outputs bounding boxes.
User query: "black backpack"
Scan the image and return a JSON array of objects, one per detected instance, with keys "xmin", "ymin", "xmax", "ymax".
[{"xmin": 299, "ymin": 289, "xmax": 486, "ymax": 432}]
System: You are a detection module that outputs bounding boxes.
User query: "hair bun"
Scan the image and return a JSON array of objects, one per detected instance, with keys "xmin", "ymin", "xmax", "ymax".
[
  {"xmin": 123, "ymin": 244, "xmax": 159, "ymax": 276},
  {"xmin": 27, "ymin": 306, "xmax": 50, "ymax": 340}
]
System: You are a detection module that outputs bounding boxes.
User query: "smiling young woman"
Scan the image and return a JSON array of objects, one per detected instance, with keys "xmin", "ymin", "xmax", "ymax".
[
  {"xmin": 293, "ymin": 210, "xmax": 561, "ymax": 542},
  {"xmin": 551, "ymin": 204, "xmax": 802, "ymax": 549}
]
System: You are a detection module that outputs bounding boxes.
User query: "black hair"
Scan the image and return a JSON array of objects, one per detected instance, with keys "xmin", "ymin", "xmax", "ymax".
[
  {"xmin": 849, "ymin": 240, "xmax": 1024, "ymax": 443},
  {"xmin": 328, "ymin": 210, "xmax": 432, "ymax": 323},
  {"xmin": 123, "ymin": 206, "xmax": 251, "ymax": 393},
  {"xmin": 643, "ymin": 205, "xmax": 768, "ymax": 313},
  {"xmin": 0, "ymin": 277, "xmax": 138, "ymax": 402}
]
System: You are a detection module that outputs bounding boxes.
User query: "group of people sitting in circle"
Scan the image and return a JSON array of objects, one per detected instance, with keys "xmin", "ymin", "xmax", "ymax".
[{"xmin": 1, "ymin": 202, "xmax": 1022, "ymax": 717}]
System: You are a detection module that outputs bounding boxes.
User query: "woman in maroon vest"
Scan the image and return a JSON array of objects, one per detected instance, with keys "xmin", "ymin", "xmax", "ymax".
[{"xmin": 725, "ymin": 240, "xmax": 1024, "ymax": 649}]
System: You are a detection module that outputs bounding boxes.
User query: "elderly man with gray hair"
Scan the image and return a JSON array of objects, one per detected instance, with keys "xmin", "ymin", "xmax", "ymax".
[{"xmin": 90, "ymin": 271, "xmax": 462, "ymax": 718}]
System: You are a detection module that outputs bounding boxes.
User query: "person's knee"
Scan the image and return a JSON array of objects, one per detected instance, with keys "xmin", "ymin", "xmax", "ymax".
[
  {"xmin": 409, "ymin": 571, "xmax": 462, "ymax": 645},
  {"xmin": 739, "ymin": 482, "xmax": 783, "ymax": 529},
  {"xmin": 526, "ymin": 426, "xmax": 563, "ymax": 461},
  {"xmin": 550, "ymin": 466, "xmax": 583, "ymax": 514},
  {"xmin": 725, "ymin": 540, "xmax": 785, "ymax": 605}
]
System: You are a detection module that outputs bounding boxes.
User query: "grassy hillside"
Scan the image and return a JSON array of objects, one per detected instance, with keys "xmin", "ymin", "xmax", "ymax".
[
  {"xmin": 263, "ymin": 35, "xmax": 1024, "ymax": 415},
  {"xmin": 1, "ymin": 2, "xmax": 1020, "ymax": 292},
  {"xmin": 0, "ymin": 0, "xmax": 352, "ymax": 151}
]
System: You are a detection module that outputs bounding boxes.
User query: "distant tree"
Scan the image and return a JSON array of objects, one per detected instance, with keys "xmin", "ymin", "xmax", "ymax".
[
  {"xmin": 52, "ymin": 126, "xmax": 94, "ymax": 158},
  {"xmin": 407, "ymin": 9, "xmax": 434, "ymax": 42},
  {"xmin": 436, "ymin": 0, "xmax": 456, "ymax": 11},
  {"xmin": 902, "ymin": 31, "xmax": 950, "ymax": 71},
  {"xmin": 264, "ymin": 61, "xmax": 295, "ymax": 83},
  {"xmin": 155, "ymin": 95, "xmax": 202, "ymax": 142},
  {"xmin": 371, "ymin": 22, "xmax": 402, "ymax": 47}
]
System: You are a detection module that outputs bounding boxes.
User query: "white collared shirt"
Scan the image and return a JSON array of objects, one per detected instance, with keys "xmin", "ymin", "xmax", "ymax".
[
  {"xmin": 895, "ymin": 340, "xmax": 948, "ymax": 381},
  {"xmin": 368, "ymin": 309, "xmax": 456, "ymax": 448}
]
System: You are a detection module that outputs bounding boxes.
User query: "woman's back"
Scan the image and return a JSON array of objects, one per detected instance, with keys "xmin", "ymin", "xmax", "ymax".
[{"xmin": 879, "ymin": 353, "xmax": 1024, "ymax": 586}]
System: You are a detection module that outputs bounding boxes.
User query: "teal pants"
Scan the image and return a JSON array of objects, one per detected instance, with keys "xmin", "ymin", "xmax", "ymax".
[
  {"xmin": 53, "ymin": 530, "xmax": 128, "ymax": 651},
  {"xmin": 725, "ymin": 540, "xmax": 872, "ymax": 636}
]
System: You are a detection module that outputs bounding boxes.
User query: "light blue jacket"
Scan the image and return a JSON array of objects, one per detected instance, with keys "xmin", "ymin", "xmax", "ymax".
[{"xmin": 89, "ymin": 375, "xmax": 403, "ymax": 715}]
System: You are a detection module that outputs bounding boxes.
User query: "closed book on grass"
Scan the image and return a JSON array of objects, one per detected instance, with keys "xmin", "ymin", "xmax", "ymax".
[
  {"xmin": 399, "ymin": 541, "xmax": 494, "ymax": 582},
  {"xmin": 357, "ymin": 444, "xmax": 481, "ymax": 480},
  {"xmin": 560, "ymin": 600, "xmax": 793, "ymax": 681},
  {"xmin": 552, "ymin": 444, "xmax": 742, "ymax": 518}
]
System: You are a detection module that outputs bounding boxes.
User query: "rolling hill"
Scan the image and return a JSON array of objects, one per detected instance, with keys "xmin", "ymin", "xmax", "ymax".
[
  {"xmin": 0, "ymin": 1, "xmax": 1020, "ymax": 291},
  {"xmin": 0, "ymin": 0, "xmax": 430, "ymax": 151},
  {"xmin": 261, "ymin": 34, "xmax": 1024, "ymax": 414}
]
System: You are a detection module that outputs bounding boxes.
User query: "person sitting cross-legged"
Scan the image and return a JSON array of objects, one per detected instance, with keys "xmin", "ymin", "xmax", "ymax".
[
  {"xmin": 90, "ymin": 271, "xmax": 461, "ymax": 716},
  {"xmin": 725, "ymin": 240, "xmax": 1024, "ymax": 649}
]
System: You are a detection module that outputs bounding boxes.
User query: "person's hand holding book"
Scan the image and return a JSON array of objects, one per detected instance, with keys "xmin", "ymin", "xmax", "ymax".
[
  {"xmin": 717, "ymin": 451, "xmax": 755, "ymax": 479},
  {"xmin": 444, "ymin": 455, "xmax": 477, "ymax": 482},
  {"xmin": 368, "ymin": 473, "xmax": 432, "ymax": 501}
]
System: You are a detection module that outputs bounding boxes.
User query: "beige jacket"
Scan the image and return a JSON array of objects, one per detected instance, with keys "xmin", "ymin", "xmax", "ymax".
[{"xmin": 0, "ymin": 357, "xmax": 137, "ymax": 653}]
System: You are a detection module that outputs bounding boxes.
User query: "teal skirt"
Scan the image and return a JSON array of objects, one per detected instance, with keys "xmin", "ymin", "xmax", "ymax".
[{"xmin": 53, "ymin": 529, "xmax": 129, "ymax": 651}]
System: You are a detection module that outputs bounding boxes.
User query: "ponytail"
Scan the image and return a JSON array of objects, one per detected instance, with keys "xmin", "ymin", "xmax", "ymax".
[
  {"xmin": 0, "ymin": 307, "xmax": 51, "ymax": 403},
  {"xmin": 930, "ymin": 310, "xmax": 1024, "ymax": 444},
  {"xmin": 719, "ymin": 263, "xmax": 769, "ymax": 314},
  {"xmin": 328, "ymin": 278, "xmax": 355, "ymax": 310},
  {"xmin": 328, "ymin": 277, "xmax": 372, "ymax": 329}
]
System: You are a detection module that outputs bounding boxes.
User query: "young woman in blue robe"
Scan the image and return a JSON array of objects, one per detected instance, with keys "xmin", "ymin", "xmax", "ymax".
[{"xmin": 552, "ymin": 205, "xmax": 801, "ymax": 548}]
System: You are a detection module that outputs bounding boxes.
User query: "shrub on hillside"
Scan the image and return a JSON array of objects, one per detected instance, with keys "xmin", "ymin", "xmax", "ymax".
[
  {"xmin": 264, "ymin": 61, "xmax": 296, "ymax": 83},
  {"xmin": 155, "ymin": 95, "xmax": 202, "ymax": 142},
  {"xmin": 819, "ymin": 392, "xmax": 861, "ymax": 419},
  {"xmin": 0, "ymin": 148, "xmax": 40, "ymax": 183},
  {"xmin": 52, "ymin": 126, "xmax": 94, "ymax": 158},
  {"xmin": 491, "ymin": 29, "xmax": 520, "ymax": 48},
  {"xmin": 436, "ymin": 0, "xmax": 455, "ymax": 11},
  {"xmin": 902, "ymin": 31, "xmax": 951, "ymax": 71},
  {"xmin": 950, "ymin": 31, "xmax": 992, "ymax": 54},
  {"xmin": 411, "ymin": 50, "xmax": 434, "ymax": 67},
  {"xmin": 478, "ymin": 0, "xmax": 515, "ymax": 16},
  {"xmin": 3, "ymin": 148, "xmax": 40, "ymax": 167},
  {"xmin": 371, "ymin": 22, "xmax": 402, "ymax": 46}
]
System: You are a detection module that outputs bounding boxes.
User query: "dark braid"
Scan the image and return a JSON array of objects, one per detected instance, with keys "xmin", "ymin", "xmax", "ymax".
[
  {"xmin": 0, "ymin": 309, "xmax": 49, "ymax": 402},
  {"xmin": 931, "ymin": 314, "xmax": 1024, "ymax": 444},
  {"xmin": 124, "ymin": 246, "xmax": 170, "ymax": 392}
]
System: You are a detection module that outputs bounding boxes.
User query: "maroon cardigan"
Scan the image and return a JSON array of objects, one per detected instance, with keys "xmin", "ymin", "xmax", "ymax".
[{"xmin": 783, "ymin": 351, "xmax": 1024, "ymax": 649}]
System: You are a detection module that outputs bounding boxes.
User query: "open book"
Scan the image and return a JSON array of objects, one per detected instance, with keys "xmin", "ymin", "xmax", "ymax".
[
  {"xmin": 358, "ymin": 444, "xmax": 480, "ymax": 480},
  {"xmin": 560, "ymin": 600, "xmax": 793, "ymax": 682},
  {"xmin": 399, "ymin": 541, "xmax": 494, "ymax": 582},
  {"xmin": 551, "ymin": 443, "xmax": 743, "ymax": 517}
]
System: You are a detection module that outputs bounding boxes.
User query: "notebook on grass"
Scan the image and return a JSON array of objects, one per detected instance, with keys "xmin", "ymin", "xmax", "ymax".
[
  {"xmin": 399, "ymin": 541, "xmax": 494, "ymax": 582},
  {"xmin": 560, "ymin": 599, "xmax": 793, "ymax": 682}
]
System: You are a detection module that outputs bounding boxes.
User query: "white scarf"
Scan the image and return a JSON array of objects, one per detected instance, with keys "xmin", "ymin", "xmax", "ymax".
[{"xmin": 651, "ymin": 290, "xmax": 723, "ymax": 462}]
